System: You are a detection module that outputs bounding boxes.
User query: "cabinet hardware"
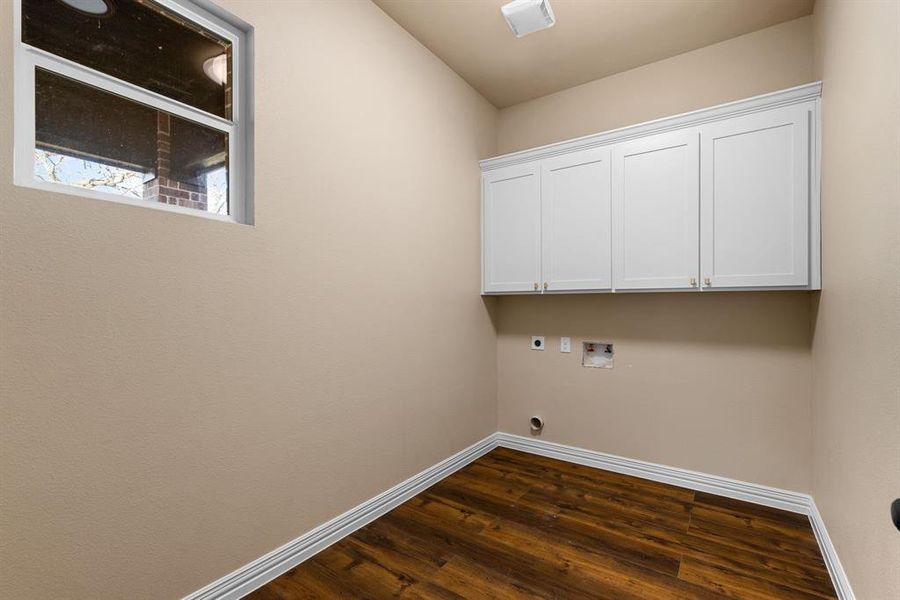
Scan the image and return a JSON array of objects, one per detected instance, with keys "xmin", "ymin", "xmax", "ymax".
[
  {"xmin": 690, "ymin": 277, "xmax": 697, "ymax": 286},
  {"xmin": 543, "ymin": 282, "xmax": 549, "ymax": 290},
  {"xmin": 704, "ymin": 277, "xmax": 711, "ymax": 286},
  {"xmin": 533, "ymin": 282, "xmax": 539, "ymax": 290}
]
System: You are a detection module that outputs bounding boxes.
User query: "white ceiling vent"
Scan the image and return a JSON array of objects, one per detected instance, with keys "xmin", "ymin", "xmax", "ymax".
[{"xmin": 501, "ymin": 0, "xmax": 556, "ymax": 39}]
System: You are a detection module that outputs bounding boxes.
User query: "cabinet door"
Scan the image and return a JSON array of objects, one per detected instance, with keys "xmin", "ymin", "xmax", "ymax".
[
  {"xmin": 612, "ymin": 129, "xmax": 700, "ymax": 290},
  {"xmin": 700, "ymin": 104, "xmax": 810, "ymax": 288},
  {"xmin": 482, "ymin": 162, "xmax": 542, "ymax": 293},
  {"xmin": 541, "ymin": 147, "xmax": 612, "ymax": 292}
]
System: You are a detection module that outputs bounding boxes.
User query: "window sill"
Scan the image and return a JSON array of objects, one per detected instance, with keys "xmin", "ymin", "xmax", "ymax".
[{"xmin": 13, "ymin": 177, "xmax": 251, "ymax": 225}]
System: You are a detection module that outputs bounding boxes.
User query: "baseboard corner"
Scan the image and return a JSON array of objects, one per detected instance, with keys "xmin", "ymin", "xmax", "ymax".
[
  {"xmin": 182, "ymin": 433, "xmax": 500, "ymax": 600},
  {"xmin": 184, "ymin": 430, "xmax": 854, "ymax": 600},
  {"xmin": 807, "ymin": 498, "xmax": 855, "ymax": 600}
]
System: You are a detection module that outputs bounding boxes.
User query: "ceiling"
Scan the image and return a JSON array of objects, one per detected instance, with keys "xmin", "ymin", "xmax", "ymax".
[{"xmin": 373, "ymin": 0, "xmax": 814, "ymax": 108}]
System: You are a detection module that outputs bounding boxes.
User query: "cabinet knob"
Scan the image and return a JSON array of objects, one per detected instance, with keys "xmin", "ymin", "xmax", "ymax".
[
  {"xmin": 543, "ymin": 282, "xmax": 548, "ymax": 290},
  {"xmin": 704, "ymin": 277, "xmax": 712, "ymax": 286},
  {"xmin": 533, "ymin": 282, "xmax": 539, "ymax": 290},
  {"xmin": 690, "ymin": 277, "xmax": 697, "ymax": 286}
]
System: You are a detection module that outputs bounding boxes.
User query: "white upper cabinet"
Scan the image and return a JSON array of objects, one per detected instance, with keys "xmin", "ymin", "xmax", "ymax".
[
  {"xmin": 541, "ymin": 147, "xmax": 612, "ymax": 292},
  {"xmin": 482, "ymin": 162, "xmax": 542, "ymax": 293},
  {"xmin": 612, "ymin": 130, "xmax": 700, "ymax": 290},
  {"xmin": 480, "ymin": 83, "xmax": 821, "ymax": 295},
  {"xmin": 700, "ymin": 104, "xmax": 812, "ymax": 289}
]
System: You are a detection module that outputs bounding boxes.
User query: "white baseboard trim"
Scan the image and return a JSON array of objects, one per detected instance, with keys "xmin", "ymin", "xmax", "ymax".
[
  {"xmin": 495, "ymin": 432, "xmax": 854, "ymax": 600},
  {"xmin": 185, "ymin": 431, "xmax": 853, "ymax": 600},
  {"xmin": 808, "ymin": 498, "xmax": 856, "ymax": 600},
  {"xmin": 495, "ymin": 433, "xmax": 810, "ymax": 513},
  {"xmin": 182, "ymin": 433, "xmax": 500, "ymax": 600}
]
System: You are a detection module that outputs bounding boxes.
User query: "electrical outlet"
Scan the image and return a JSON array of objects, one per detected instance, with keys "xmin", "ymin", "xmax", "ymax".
[
  {"xmin": 530, "ymin": 336, "xmax": 545, "ymax": 350},
  {"xmin": 560, "ymin": 337, "xmax": 571, "ymax": 353}
]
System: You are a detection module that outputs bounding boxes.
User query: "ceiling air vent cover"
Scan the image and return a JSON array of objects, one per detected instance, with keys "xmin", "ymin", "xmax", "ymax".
[{"xmin": 501, "ymin": 0, "xmax": 556, "ymax": 38}]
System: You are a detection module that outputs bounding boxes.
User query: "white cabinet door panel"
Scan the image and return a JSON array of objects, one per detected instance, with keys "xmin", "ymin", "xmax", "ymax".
[
  {"xmin": 700, "ymin": 104, "xmax": 810, "ymax": 288},
  {"xmin": 541, "ymin": 147, "xmax": 612, "ymax": 291},
  {"xmin": 612, "ymin": 130, "xmax": 700, "ymax": 290},
  {"xmin": 482, "ymin": 163, "xmax": 541, "ymax": 293}
]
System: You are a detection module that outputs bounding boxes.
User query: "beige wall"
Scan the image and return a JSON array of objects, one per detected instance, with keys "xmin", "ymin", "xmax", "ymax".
[
  {"xmin": 495, "ymin": 17, "xmax": 817, "ymax": 491},
  {"xmin": 497, "ymin": 16, "xmax": 814, "ymax": 154},
  {"xmin": 497, "ymin": 293, "xmax": 814, "ymax": 489},
  {"xmin": 811, "ymin": 2, "xmax": 900, "ymax": 598},
  {"xmin": 3, "ymin": 2, "xmax": 895, "ymax": 598},
  {"xmin": 0, "ymin": 1, "xmax": 497, "ymax": 598}
]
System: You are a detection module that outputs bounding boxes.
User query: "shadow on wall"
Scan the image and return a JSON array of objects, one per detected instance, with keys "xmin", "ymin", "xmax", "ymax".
[
  {"xmin": 808, "ymin": 290, "xmax": 820, "ymax": 341},
  {"xmin": 497, "ymin": 291, "xmax": 813, "ymax": 349},
  {"xmin": 481, "ymin": 295, "xmax": 502, "ymax": 335}
]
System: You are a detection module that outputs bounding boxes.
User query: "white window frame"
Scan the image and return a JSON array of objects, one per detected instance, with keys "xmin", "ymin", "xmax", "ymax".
[{"xmin": 12, "ymin": 0, "xmax": 254, "ymax": 225}]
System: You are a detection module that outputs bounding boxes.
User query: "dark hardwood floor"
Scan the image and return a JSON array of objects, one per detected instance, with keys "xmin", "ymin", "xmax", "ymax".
[{"xmin": 246, "ymin": 448, "xmax": 837, "ymax": 599}]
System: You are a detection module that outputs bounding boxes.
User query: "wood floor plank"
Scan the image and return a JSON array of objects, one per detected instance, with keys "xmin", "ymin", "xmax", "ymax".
[
  {"xmin": 253, "ymin": 554, "xmax": 374, "ymax": 599},
  {"xmin": 404, "ymin": 493, "xmax": 496, "ymax": 533},
  {"xmin": 485, "ymin": 447, "xmax": 696, "ymax": 501},
  {"xmin": 679, "ymin": 556, "xmax": 837, "ymax": 600},
  {"xmin": 688, "ymin": 508, "xmax": 827, "ymax": 568},
  {"xmin": 248, "ymin": 449, "xmax": 837, "ymax": 599},
  {"xmin": 343, "ymin": 534, "xmax": 440, "ymax": 586},
  {"xmin": 423, "ymin": 480, "xmax": 559, "ymax": 527},
  {"xmin": 693, "ymin": 491, "xmax": 812, "ymax": 527},
  {"xmin": 476, "ymin": 453, "xmax": 696, "ymax": 515},
  {"xmin": 399, "ymin": 582, "xmax": 467, "ymax": 600},
  {"xmin": 381, "ymin": 502, "xmax": 600, "ymax": 599},
  {"xmin": 520, "ymin": 481, "xmax": 693, "ymax": 532},
  {"xmin": 480, "ymin": 516, "xmax": 725, "ymax": 600},
  {"xmin": 308, "ymin": 541, "xmax": 417, "ymax": 598},
  {"xmin": 481, "ymin": 448, "xmax": 694, "ymax": 501},
  {"xmin": 689, "ymin": 504, "xmax": 821, "ymax": 550},
  {"xmin": 439, "ymin": 466, "xmax": 533, "ymax": 502},
  {"xmin": 247, "ymin": 567, "xmax": 337, "ymax": 600},
  {"xmin": 344, "ymin": 520, "xmax": 475, "ymax": 600},
  {"xmin": 427, "ymin": 480, "xmax": 684, "ymax": 576},
  {"xmin": 422, "ymin": 554, "xmax": 547, "ymax": 600},
  {"xmin": 679, "ymin": 531, "xmax": 837, "ymax": 599},
  {"xmin": 514, "ymin": 494, "xmax": 686, "ymax": 576},
  {"xmin": 351, "ymin": 517, "xmax": 452, "ymax": 572}
]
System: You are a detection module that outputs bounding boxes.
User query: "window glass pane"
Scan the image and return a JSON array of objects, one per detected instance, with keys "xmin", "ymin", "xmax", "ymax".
[
  {"xmin": 35, "ymin": 68, "xmax": 229, "ymax": 215},
  {"xmin": 23, "ymin": 0, "xmax": 232, "ymax": 119}
]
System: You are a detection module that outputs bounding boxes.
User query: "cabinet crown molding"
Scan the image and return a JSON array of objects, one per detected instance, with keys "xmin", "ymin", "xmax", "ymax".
[{"xmin": 481, "ymin": 82, "xmax": 822, "ymax": 171}]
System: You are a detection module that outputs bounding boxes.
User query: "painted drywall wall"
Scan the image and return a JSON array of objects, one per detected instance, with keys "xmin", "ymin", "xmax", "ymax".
[
  {"xmin": 495, "ymin": 17, "xmax": 817, "ymax": 491},
  {"xmin": 497, "ymin": 293, "xmax": 814, "ymax": 490},
  {"xmin": 811, "ymin": 1, "xmax": 900, "ymax": 597},
  {"xmin": 497, "ymin": 17, "xmax": 814, "ymax": 154},
  {"xmin": 0, "ymin": 1, "xmax": 498, "ymax": 598}
]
